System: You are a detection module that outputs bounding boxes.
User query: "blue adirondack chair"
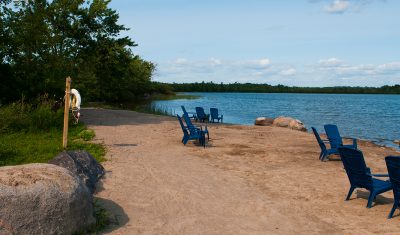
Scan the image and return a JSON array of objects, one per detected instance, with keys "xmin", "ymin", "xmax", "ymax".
[
  {"xmin": 195, "ymin": 107, "xmax": 209, "ymax": 122},
  {"xmin": 183, "ymin": 112, "xmax": 209, "ymax": 140},
  {"xmin": 324, "ymin": 124, "xmax": 357, "ymax": 152},
  {"xmin": 338, "ymin": 147, "xmax": 391, "ymax": 208},
  {"xmin": 311, "ymin": 127, "xmax": 338, "ymax": 161},
  {"xmin": 385, "ymin": 156, "xmax": 400, "ymax": 218},
  {"xmin": 181, "ymin": 105, "xmax": 196, "ymax": 119},
  {"xmin": 177, "ymin": 115, "xmax": 205, "ymax": 147},
  {"xmin": 210, "ymin": 108, "xmax": 223, "ymax": 123},
  {"xmin": 181, "ymin": 105, "xmax": 209, "ymax": 140}
]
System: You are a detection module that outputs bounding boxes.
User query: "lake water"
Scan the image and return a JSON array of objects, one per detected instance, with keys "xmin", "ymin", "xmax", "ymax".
[{"xmin": 152, "ymin": 92, "xmax": 400, "ymax": 149}]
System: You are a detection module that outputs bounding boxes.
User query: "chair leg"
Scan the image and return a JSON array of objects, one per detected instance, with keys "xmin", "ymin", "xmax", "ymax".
[
  {"xmin": 319, "ymin": 151, "xmax": 324, "ymax": 161},
  {"xmin": 346, "ymin": 186, "xmax": 356, "ymax": 201},
  {"xmin": 321, "ymin": 151, "xmax": 328, "ymax": 161},
  {"xmin": 388, "ymin": 203, "xmax": 398, "ymax": 219},
  {"xmin": 367, "ymin": 192, "xmax": 376, "ymax": 208}
]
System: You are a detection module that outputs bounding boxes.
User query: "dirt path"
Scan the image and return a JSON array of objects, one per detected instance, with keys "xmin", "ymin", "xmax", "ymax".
[{"xmin": 82, "ymin": 108, "xmax": 400, "ymax": 234}]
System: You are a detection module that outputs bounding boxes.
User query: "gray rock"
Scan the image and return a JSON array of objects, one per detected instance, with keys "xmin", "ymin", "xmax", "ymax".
[
  {"xmin": 255, "ymin": 117, "xmax": 274, "ymax": 126},
  {"xmin": 0, "ymin": 163, "xmax": 95, "ymax": 234},
  {"xmin": 49, "ymin": 150, "xmax": 104, "ymax": 194}
]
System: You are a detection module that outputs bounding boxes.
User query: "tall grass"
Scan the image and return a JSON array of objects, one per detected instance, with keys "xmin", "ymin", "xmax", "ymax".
[
  {"xmin": 134, "ymin": 103, "xmax": 174, "ymax": 116},
  {"xmin": 0, "ymin": 96, "xmax": 63, "ymax": 133}
]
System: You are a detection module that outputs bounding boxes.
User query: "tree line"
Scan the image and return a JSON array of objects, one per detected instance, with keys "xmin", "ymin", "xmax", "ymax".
[
  {"xmin": 0, "ymin": 0, "xmax": 166, "ymax": 104},
  {"xmin": 167, "ymin": 82, "xmax": 400, "ymax": 94}
]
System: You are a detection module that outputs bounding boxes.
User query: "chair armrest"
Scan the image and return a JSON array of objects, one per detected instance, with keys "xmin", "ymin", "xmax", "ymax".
[
  {"xmin": 352, "ymin": 138, "xmax": 357, "ymax": 148},
  {"xmin": 188, "ymin": 126, "xmax": 200, "ymax": 131},
  {"xmin": 341, "ymin": 138, "xmax": 357, "ymax": 148},
  {"xmin": 367, "ymin": 173, "xmax": 389, "ymax": 178}
]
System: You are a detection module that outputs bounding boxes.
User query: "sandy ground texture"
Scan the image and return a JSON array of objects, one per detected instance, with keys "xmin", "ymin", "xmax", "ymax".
[{"xmin": 81, "ymin": 108, "xmax": 400, "ymax": 235}]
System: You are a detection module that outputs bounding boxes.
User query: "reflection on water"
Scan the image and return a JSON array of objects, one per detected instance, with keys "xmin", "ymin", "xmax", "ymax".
[{"xmin": 153, "ymin": 92, "xmax": 400, "ymax": 148}]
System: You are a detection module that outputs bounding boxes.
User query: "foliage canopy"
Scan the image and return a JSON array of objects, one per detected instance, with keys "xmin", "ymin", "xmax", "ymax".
[{"xmin": 0, "ymin": 0, "xmax": 156, "ymax": 103}]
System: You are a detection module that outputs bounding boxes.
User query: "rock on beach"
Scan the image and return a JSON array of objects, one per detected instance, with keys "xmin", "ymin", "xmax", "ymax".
[
  {"xmin": 272, "ymin": 116, "xmax": 307, "ymax": 132},
  {"xmin": 0, "ymin": 163, "xmax": 95, "ymax": 234},
  {"xmin": 255, "ymin": 117, "xmax": 274, "ymax": 126}
]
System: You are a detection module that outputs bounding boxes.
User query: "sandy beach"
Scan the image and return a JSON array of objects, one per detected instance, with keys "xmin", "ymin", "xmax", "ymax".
[{"xmin": 81, "ymin": 108, "xmax": 400, "ymax": 234}]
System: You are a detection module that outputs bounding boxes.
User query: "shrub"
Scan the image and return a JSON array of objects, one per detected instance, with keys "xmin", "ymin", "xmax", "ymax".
[{"xmin": 0, "ymin": 96, "xmax": 64, "ymax": 133}]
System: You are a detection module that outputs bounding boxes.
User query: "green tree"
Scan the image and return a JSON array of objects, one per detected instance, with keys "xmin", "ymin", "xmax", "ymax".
[{"xmin": 0, "ymin": 0, "xmax": 158, "ymax": 104}]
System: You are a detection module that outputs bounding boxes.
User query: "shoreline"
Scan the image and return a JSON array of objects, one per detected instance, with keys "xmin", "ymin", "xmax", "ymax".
[
  {"xmin": 152, "ymin": 92, "xmax": 400, "ymax": 152},
  {"xmin": 82, "ymin": 108, "xmax": 400, "ymax": 234},
  {"xmin": 168, "ymin": 116, "xmax": 400, "ymax": 152}
]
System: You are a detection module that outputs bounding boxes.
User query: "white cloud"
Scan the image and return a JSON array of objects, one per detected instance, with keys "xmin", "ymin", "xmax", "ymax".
[
  {"xmin": 240, "ymin": 58, "xmax": 271, "ymax": 70},
  {"xmin": 280, "ymin": 68, "xmax": 296, "ymax": 76},
  {"xmin": 318, "ymin": 58, "xmax": 343, "ymax": 67},
  {"xmin": 377, "ymin": 62, "xmax": 400, "ymax": 71},
  {"xmin": 324, "ymin": 0, "xmax": 350, "ymax": 14},
  {"xmin": 258, "ymin": 59, "xmax": 271, "ymax": 67},
  {"xmin": 174, "ymin": 58, "xmax": 188, "ymax": 65},
  {"xmin": 155, "ymin": 57, "xmax": 400, "ymax": 87},
  {"xmin": 209, "ymin": 58, "xmax": 222, "ymax": 66},
  {"xmin": 313, "ymin": 0, "xmax": 386, "ymax": 14},
  {"xmin": 315, "ymin": 59, "xmax": 400, "ymax": 78},
  {"xmin": 252, "ymin": 72, "xmax": 265, "ymax": 77}
]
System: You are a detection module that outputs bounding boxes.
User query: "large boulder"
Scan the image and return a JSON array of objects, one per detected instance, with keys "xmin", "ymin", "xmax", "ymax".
[
  {"xmin": 49, "ymin": 150, "xmax": 104, "ymax": 194},
  {"xmin": 273, "ymin": 116, "xmax": 307, "ymax": 132},
  {"xmin": 254, "ymin": 117, "xmax": 274, "ymax": 126},
  {"xmin": 0, "ymin": 163, "xmax": 95, "ymax": 234}
]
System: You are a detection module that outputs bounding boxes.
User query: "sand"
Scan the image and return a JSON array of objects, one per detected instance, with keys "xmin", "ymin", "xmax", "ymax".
[{"xmin": 81, "ymin": 108, "xmax": 400, "ymax": 234}]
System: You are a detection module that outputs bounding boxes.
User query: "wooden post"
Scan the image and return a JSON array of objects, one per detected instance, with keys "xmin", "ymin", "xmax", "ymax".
[{"xmin": 62, "ymin": 77, "xmax": 72, "ymax": 149}]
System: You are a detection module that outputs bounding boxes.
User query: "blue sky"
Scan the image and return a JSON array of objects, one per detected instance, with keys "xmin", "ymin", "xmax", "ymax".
[{"xmin": 109, "ymin": 0, "xmax": 400, "ymax": 87}]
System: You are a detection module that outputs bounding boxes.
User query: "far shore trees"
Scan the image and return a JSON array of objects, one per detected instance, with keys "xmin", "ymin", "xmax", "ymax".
[{"xmin": 168, "ymin": 82, "xmax": 400, "ymax": 94}]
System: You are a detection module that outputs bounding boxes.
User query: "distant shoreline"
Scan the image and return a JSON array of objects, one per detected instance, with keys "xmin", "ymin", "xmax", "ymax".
[{"xmin": 159, "ymin": 82, "xmax": 400, "ymax": 95}]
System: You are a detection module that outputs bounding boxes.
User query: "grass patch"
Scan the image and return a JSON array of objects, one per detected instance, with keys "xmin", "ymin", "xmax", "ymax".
[
  {"xmin": 0, "ymin": 98, "xmax": 106, "ymax": 166},
  {"xmin": 0, "ymin": 123, "xmax": 105, "ymax": 166},
  {"xmin": 76, "ymin": 129, "xmax": 96, "ymax": 141}
]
